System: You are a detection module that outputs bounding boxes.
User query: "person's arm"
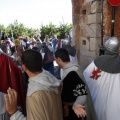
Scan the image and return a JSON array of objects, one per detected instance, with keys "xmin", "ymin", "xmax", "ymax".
[
  {"xmin": 62, "ymin": 71, "xmax": 87, "ymax": 118},
  {"xmin": 73, "ymin": 95, "xmax": 87, "ymax": 106},
  {"xmin": 66, "ymin": 71, "xmax": 87, "ymax": 118},
  {"xmin": 4, "ymin": 88, "xmax": 26, "ymax": 120},
  {"xmin": 10, "ymin": 111, "xmax": 26, "ymax": 120},
  {"xmin": 72, "ymin": 95, "xmax": 87, "ymax": 118}
]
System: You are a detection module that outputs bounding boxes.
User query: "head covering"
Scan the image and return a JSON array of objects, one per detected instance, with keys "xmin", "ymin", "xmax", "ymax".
[
  {"xmin": 104, "ymin": 36, "xmax": 120, "ymax": 53},
  {"xmin": 94, "ymin": 37, "xmax": 120, "ymax": 73},
  {"xmin": 27, "ymin": 69, "xmax": 61, "ymax": 96}
]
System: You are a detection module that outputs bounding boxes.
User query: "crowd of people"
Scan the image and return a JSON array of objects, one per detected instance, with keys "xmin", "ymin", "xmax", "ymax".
[{"xmin": 0, "ymin": 31, "xmax": 120, "ymax": 120}]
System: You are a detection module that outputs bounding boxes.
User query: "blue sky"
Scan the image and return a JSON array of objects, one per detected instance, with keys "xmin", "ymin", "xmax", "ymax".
[{"xmin": 0, "ymin": 0, "xmax": 72, "ymax": 28}]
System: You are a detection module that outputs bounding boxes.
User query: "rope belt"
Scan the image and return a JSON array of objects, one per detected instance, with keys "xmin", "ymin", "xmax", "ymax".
[{"xmin": 63, "ymin": 102, "xmax": 74, "ymax": 117}]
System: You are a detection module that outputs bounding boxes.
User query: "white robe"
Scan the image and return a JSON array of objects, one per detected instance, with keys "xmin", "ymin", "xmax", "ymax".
[{"xmin": 83, "ymin": 61, "xmax": 120, "ymax": 120}]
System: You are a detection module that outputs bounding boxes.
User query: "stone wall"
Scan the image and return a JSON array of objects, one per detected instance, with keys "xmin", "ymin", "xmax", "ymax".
[
  {"xmin": 72, "ymin": 0, "xmax": 101, "ymax": 70},
  {"xmin": 72, "ymin": 0, "xmax": 120, "ymax": 70},
  {"xmin": 104, "ymin": 0, "xmax": 120, "ymax": 40}
]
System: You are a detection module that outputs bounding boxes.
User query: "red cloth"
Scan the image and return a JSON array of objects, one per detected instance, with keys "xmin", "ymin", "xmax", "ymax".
[{"xmin": 0, "ymin": 54, "xmax": 25, "ymax": 110}]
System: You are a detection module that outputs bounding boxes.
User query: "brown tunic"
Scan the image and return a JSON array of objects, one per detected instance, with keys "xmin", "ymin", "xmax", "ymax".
[{"xmin": 26, "ymin": 90, "xmax": 63, "ymax": 120}]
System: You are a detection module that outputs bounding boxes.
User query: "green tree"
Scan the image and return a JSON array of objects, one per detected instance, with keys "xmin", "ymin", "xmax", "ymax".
[
  {"xmin": 1, "ymin": 21, "xmax": 72, "ymax": 40},
  {"xmin": 40, "ymin": 22, "xmax": 72, "ymax": 40},
  {"xmin": 40, "ymin": 22, "xmax": 57, "ymax": 40},
  {"xmin": 5, "ymin": 23, "xmax": 36, "ymax": 39}
]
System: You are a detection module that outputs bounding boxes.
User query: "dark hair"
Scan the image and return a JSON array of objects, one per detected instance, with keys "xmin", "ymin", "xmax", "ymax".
[
  {"xmin": 0, "ymin": 44, "xmax": 7, "ymax": 50},
  {"xmin": 21, "ymin": 49, "xmax": 42, "ymax": 72},
  {"xmin": 55, "ymin": 48, "xmax": 70, "ymax": 62}
]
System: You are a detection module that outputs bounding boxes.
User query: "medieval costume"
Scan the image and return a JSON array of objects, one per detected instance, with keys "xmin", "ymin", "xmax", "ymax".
[
  {"xmin": 10, "ymin": 70, "xmax": 63, "ymax": 120},
  {"xmin": 62, "ymin": 38, "xmax": 77, "ymax": 63},
  {"xmin": 0, "ymin": 49, "xmax": 26, "ymax": 120},
  {"xmin": 60, "ymin": 38, "xmax": 78, "ymax": 79},
  {"xmin": 62, "ymin": 62, "xmax": 97, "ymax": 120},
  {"xmin": 0, "ymin": 51, "xmax": 25, "ymax": 111},
  {"xmin": 83, "ymin": 37, "xmax": 120, "ymax": 120}
]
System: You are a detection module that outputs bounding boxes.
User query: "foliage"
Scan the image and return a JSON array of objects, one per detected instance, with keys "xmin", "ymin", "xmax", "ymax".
[
  {"xmin": 0, "ymin": 22, "xmax": 72, "ymax": 40},
  {"xmin": 40, "ymin": 22, "xmax": 57, "ymax": 40},
  {"xmin": 5, "ymin": 23, "xmax": 36, "ymax": 39},
  {"xmin": 40, "ymin": 22, "xmax": 72, "ymax": 40},
  {"xmin": 57, "ymin": 23, "xmax": 72, "ymax": 39}
]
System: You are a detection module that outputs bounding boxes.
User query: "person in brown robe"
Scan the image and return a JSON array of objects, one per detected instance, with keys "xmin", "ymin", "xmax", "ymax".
[{"xmin": 4, "ymin": 49, "xmax": 63, "ymax": 120}]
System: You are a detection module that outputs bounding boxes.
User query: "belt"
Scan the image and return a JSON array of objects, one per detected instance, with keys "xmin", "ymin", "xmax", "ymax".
[
  {"xmin": 63, "ymin": 102, "xmax": 74, "ymax": 117},
  {"xmin": 63, "ymin": 102, "xmax": 74, "ymax": 106}
]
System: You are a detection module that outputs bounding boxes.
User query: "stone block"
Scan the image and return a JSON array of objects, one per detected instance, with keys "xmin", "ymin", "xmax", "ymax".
[
  {"xmin": 85, "ymin": 2, "xmax": 91, "ymax": 14},
  {"xmin": 75, "ymin": 25, "xmax": 81, "ymax": 35},
  {"xmin": 73, "ymin": 0, "xmax": 84, "ymax": 6},
  {"xmin": 89, "ymin": 24, "xmax": 101, "ymax": 37},
  {"xmin": 73, "ymin": 25, "xmax": 80, "ymax": 36},
  {"xmin": 77, "ymin": 24, "xmax": 87, "ymax": 37},
  {"xmin": 73, "ymin": 15, "xmax": 80, "ymax": 25},
  {"xmin": 90, "ymin": 37, "xmax": 101, "ymax": 51},
  {"xmin": 81, "ymin": 50, "xmax": 98, "ymax": 57},
  {"xmin": 80, "ymin": 0, "xmax": 85, "ymax": 5},
  {"xmin": 73, "ymin": 35, "xmax": 81, "ymax": 49},
  {"xmin": 79, "ymin": 15, "xmax": 87, "ymax": 23},
  {"xmin": 74, "ymin": 6, "xmax": 81, "ymax": 14},
  {"xmin": 90, "ymin": 24, "xmax": 101, "ymax": 37},
  {"xmin": 82, "ymin": 2, "xmax": 91, "ymax": 15},
  {"xmin": 91, "ymin": 1, "xmax": 101, "ymax": 13},
  {"xmin": 85, "ymin": 25, "xmax": 96, "ymax": 37},
  {"xmin": 79, "ymin": 37, "xmax": 90, "ymax": 51},
  {"xmin": 80, "ymin": 28, "xmax": 86, "ymax": 37},
  {"xmin": 73, "ymin": 0, "xmax": 80, "ymax": 6},
  {"xmin": 86, "ymin": 13, "xmax": 101, "ymax": 24}
]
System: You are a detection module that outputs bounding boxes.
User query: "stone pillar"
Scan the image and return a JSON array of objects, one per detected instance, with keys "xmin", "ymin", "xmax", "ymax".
[
  {"xmin": 72, "ymin": 0, "xmax": 101, "ymax": 70},
  {"xmin": 72, "ymin": 0, "xmax": 120, "ymax": 70}
]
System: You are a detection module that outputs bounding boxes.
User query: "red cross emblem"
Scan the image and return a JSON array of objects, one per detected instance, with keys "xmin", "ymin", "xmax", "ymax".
[{"xmin": 90, "ymin": 68, "xmax": 101, "ymax": 80}]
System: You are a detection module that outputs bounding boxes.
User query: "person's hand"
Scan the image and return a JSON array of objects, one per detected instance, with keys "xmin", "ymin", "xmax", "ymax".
[
  {"xmin": 73, "ymin": 104, "xmax": 87, "ymax": 118},
  {"xmin": 4, "ymin": 87, "xmax": 18, "ymax": 116}
]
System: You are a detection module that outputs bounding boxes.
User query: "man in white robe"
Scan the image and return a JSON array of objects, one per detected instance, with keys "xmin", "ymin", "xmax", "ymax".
[{"xmin": 83, "ymin": 36, "xmax": 120, "ymax": 120}]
